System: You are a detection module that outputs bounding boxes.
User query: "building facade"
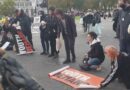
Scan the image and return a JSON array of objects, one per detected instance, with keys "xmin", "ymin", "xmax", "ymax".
[{"xmin": 15, "ymin": 0, "xmax": 33, "ymax": 16}]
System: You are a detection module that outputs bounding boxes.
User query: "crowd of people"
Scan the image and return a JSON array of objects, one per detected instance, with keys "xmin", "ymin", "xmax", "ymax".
[{"xmin": 0, "ymin": 0, "xmax": 130, "ymax": 90}]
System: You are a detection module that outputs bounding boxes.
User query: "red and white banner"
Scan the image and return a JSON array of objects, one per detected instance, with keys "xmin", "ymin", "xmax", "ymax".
[
  {"xmin": 14, "ymin": 30, "xmax": 33, "ymax": 55},
  {"xmin": 49, "ymin": 66, "xmax": 104, "ymax": 90}
]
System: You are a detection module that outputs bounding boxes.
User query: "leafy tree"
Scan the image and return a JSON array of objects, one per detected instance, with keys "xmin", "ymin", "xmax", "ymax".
[
  {"xmin": 48, "ymin": 0, "xmax": 119, "ymax": 10},
  {"xmin": 0, "ymin": 0, "xmax": 15, "ymax": 16}
]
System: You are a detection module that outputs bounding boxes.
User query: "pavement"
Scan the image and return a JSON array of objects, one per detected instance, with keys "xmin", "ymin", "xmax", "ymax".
[{"xmin": 4, "ymin": 18, "xmax": 127, "ymax": 90}]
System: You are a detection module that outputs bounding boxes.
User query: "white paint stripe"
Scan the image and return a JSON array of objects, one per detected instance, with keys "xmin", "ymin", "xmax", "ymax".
[{"xmin": 102, "ymin": 60, "xmax": 118, "ymax": 85}]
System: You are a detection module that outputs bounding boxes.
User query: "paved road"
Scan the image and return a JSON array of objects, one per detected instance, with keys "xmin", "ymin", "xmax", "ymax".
[{"xmin": 5, "ymin": 18, "xmax": 127, "ymax": 90}]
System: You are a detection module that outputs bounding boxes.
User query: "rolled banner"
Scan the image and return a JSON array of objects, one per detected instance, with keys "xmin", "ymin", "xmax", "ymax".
[
  {"xmin": 49, "ymin": 66, "xmax": 70, "ymax": 77},
  {"xmin": 1, "ymin": 42, "xmax": 10, "ymax": 50}
]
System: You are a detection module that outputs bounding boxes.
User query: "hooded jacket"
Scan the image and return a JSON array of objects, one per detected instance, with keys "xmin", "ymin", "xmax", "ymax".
[{"xmin": 88, "ymin": 38, "xmax": 105, "ymax": 62}]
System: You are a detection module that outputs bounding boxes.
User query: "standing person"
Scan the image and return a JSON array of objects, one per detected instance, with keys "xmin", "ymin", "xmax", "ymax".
[
  {"xmin": 79, "ymin": 32, "xmax": 105, "ymax": 71},
  {"xmin": 99, "ymin": 45, "xmax": 130, "ymax": 90},
  {"xmin": 94, "ymin": 11, "xmax": 102, "ymax": 37},
  {"xmin": 39, "ymin": 11, "xmax": 49, "ymax": 55},
  {"xmin": 83, "ymin": 10, "xmax": 94, "ymax": 33},
  {"xmin": 13, "ymin": 9, "xmax": 34, "ymax": 50},
  {"xmin": 46, "ymin": 7, "xmax": 59, "ymax": 57},
  {"xmin": 113, "ymin": 7, "xmax": 121, "ymax": 38},
  {"xmin": 117, "ymin": 0, "xmax": 130, "ymax": 54},
  {"xmin": 55, "ymin": 9, "xmax": 77, "ymax": 64}
]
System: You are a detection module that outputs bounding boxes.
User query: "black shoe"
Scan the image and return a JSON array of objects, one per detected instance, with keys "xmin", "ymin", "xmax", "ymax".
[
  {"xmin": 53, "ymin": 54, "xmax": 59, "ymax": 59},
  {"xmin": 63, "ymin": 60, "xmax": 71, "ymax": 64},
  {"xmin": 40, "ymin": 52, "xmax": 46, "ymax": 55},
  {"xmin": 48, "ymin": 54, "xmax": 54, "ymax": 57},
  {"xmin": 72, "ymin": 58, "xmax": 76, "ymax": 63},
  {"xmin": 33, "ymin": 48, "xmax": 35, "ymax": 51}
]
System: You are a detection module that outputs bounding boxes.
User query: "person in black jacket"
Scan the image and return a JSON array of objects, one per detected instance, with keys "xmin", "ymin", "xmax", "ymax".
[
  {"xmin": 13, "ymin": 9, "xmax": 34, "ymax": 50},
  {"xmin": 80, "ymin": 32, "xmax": 105, "ymax": 71},
  {"xmin": 45, "ymin": 7, "xmax": 59, "ymax": 57},
  {"xmin": 117, "ymin": 0, "xmax": 130, "ymax": 54},
  {"xmin": 55, "ymin": 9, "xmax": 77, "ymax": 64},
  {"xmin": 39, "ymin": 11, "xmax": 49, "ymax": 55},
  {"xmin": 83, "ymin": 10, "xmax": 94, "ymax": 33},
  {"xmin": 100, "ymin": 45, "xmax": 130, "ymax": 90}
]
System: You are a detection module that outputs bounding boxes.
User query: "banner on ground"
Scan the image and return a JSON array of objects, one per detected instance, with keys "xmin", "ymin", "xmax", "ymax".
[
  {"xmin": 12, "ymin": 26, "xmax": 33, "ymax": 55},
  {"xmin": 49, "ymin": 66, "xmax": 104, "ymax": 90}
]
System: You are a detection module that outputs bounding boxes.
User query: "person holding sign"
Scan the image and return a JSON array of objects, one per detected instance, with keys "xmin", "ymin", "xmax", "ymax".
[
  {"xmin": 80, "ymin": 32, "xmax": 105, "ymax": 71},
  {"xmin": 100, "ymin": 45, "xmax": 130, "ymax": 90}
]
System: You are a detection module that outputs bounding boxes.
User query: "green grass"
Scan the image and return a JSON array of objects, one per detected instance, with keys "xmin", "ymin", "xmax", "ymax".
[{"xmin": 75, "ymin": 16, "xmax": 80, "ymax": 21}]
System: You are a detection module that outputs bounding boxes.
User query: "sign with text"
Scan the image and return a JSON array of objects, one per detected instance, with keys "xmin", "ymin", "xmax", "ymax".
[
  {"xmin": 49, "ymin": 66, "xmax": 104, "ymax": 89},
  {"xmin": 12, "ymin": 26, "xmax": 33, "ymax": 55}
]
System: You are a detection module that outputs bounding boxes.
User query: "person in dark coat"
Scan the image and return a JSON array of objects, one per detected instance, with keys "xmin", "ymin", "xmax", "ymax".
[
  {"xmin": 39, "ymin": 11, "xmax": 49, "ymax": 55},
  {"xmin": 55, "ymin": 9, "xmax": 77, "ymax": 64},
  {"xmin": 79, "ymin": 32, "xmax": 105, "ymax": 71},
  {"xmin": 39, "ymin": 21, "xmax": 49, "ymax": 55},
  {"xmin": 13, "ymin": 9, "xmax": 34, "ymax": 50},
  {"xmin": 113, "ymin": 8, "xmax": 121, "ymax": 38},
  {"xmin": 45, "ymin": 7, "xmax": 59, "ymax": 57},
  {"xmin": 99, "ymin": 45, "xmax": 130, "ymax": 90},
  {"xmin": 117, "ymin": 0, "xmax": 130, "ymax": 54},
  {"xmin": 83, "ymin": 10, "xmax": 94, "ymax": 33}
]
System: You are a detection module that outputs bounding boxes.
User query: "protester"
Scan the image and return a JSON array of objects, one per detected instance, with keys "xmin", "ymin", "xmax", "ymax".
[
  {"xmin": 83, "ymin": 9, "xmax": 94, "ymax": 33},
  {"xmin": 13, "ymin": 9, "xmax": 35, "ymax": 50},
  {"xmin": 79, "ymin": 32, "xmax": 105, "ymax": 71},
  {"xmin": 117, "ymin": 0, "xmax": 130, "ymax": 54},
  {"xmin": 39, "ymin": 11, "xmax": 49, "ymax": 55},
  {"xmin": 113, "ymin": 8, "xmax": 121, "ymax": 38},
  {"xmin": 93, "ymin": 11, "xmax": 102, "ymax": 37},
  {"xmin": 55, "ymin": 9, "xmax": 77, "ymax": 64},
  {"xmin": 99, "ymin": 45, "xmax": 130, "ymax": 90},
  {"xmin": 46, "ymin": 7, "xmax": 59, "ymax": 57}
]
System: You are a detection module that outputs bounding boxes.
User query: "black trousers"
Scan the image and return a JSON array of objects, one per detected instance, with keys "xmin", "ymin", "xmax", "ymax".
[
  {"xmin": 64, "ymin": 36, "xmax": 76, "ymax": 60},
  {"xmin": 40, "ymin": 32, "xmax": 49, "ymax": 53},
  {"xmin": 119, "ymin": 39, "xmax": 130, "ymax": 54},
  {"xmin": 50, "ymin": 36, "xmax": 56, "ymax": 55}
]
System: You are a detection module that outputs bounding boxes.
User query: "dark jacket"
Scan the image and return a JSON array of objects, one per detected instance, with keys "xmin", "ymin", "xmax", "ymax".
[
  {"xmin": 88, "ymin": 39, "xmax": 105, "ymax": 62},
  {"xmin": 117, "ymin": 6, "xmax": 130, "ymax": 41},
  {"xmin": 94, "ymin": 12, "xmax": 101, "ymax": 24},
  {"xmin": 0, "ymin": 55, "xmax": 44, "ymax": 90},
  {"xmin": 60, "ymin": 14, "xmax": 77, "ymax": 38},
  {"xmin": 45, "ymin": 15, "xmax": 59, "ymax": 38},
  {"xmin": 83, "ymin": 13, "xmax": 94, "ymax": 24},
  {"xmin": 101, "ymin": 53, "xmax": 130, "ymax": 89},
  {"xmin": 113, "ymin": 9, "xmax": 120, "ymax": 31},
  {"xmin": 12, "ymin": 14, "xmax": 31, "ymax": 35},
  {"xmin": 39, "ymin": 24, "xmax": 49, "ymax": 39}
]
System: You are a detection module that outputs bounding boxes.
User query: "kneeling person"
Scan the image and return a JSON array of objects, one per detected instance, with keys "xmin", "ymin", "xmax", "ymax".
[{"xmin": 80, "ymin": 32, "xmax": 105, "ymax": 71}]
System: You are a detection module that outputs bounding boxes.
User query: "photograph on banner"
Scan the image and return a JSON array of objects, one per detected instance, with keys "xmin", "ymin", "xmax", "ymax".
[{"xmin": 49, "ymin": 66, "xmax": 104, "ymax": 89}]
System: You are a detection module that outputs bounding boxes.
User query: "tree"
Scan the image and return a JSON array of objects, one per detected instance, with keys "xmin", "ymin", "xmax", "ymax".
[
  {"xmin": 48, "ymin": 0, "xmax": 119, "ymax": 11},
  {"xmin": 0, "ymin": 0, "xmax": 15, "ymax": 16}
]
